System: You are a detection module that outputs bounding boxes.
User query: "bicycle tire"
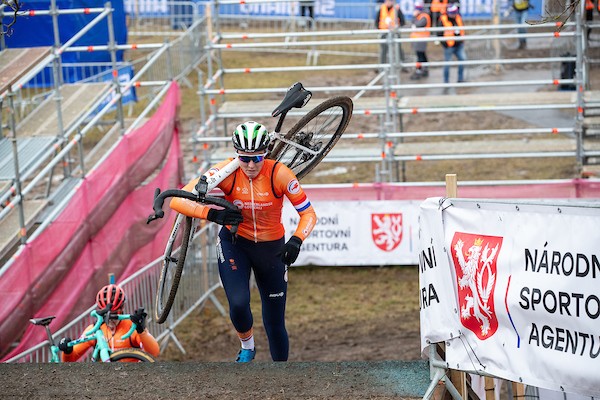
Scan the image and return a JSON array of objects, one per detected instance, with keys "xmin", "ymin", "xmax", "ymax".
[
  {"xmin": 268, "ymin": 96, "xmax": 353, "ymax": 180},
  {"xmin": 109, "ymin": 348, "xmax": 155, "ymax": 362},
  {"xmin": 155, "ymin": 194, "xmax": 238, "ymax": 324},
  {"xmin": 155, "ymin": 214, "xmax": 193, "ymax": 324}
]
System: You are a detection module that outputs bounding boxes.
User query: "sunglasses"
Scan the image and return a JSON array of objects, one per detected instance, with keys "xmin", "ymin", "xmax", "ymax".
[{"xmin": 238, "ymin": 153, "xmax": 266, "ymax": 163}]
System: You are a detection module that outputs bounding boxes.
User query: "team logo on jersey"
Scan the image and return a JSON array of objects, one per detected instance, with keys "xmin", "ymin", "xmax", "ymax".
[
  {"xmin": 233, "ymin": 199, "xmax": 244, "ymax": 209},
  {"xmin": 450, "ymin": 232, "xmax": 502, "ymax": 340},
  {"xmin": 371, "ymin": 213, "xmax": 403, "ymax": 251},
  {"xmin": 287, "ymin": 179, "xmax": 300, "ymax": 194}
]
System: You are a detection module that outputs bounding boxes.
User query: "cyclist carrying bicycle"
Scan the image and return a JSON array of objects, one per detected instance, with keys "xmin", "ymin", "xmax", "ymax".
[
  {"xmin": 170, "ymin": 121, "xmax": 317, "ymax": 363},
  {"xmin": 59, "ymin": 284, "xmax": 160, "ymax": 362}
]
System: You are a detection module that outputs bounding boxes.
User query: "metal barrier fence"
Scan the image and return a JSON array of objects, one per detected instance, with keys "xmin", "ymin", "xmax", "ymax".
[
  {"xmin": 126, "ymin": 1, "xmax": 202, "ymax": 36},
  {"xmin": 0, "ymin": 9, "xmax": 207, "ymax": 250},
  {"xmin": 193, "ymin": 16, "xmax": 589, "ymax": 183},
  {"xmin": 3, "ymin": 13, "xmax": 207, "ymax": 127},
  {"xmin": 5, "ymin": 222, "xmax": 223, "ymax": 362}
]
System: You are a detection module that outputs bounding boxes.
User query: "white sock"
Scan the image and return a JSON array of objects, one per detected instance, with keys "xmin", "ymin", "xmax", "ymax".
[
  {"xmin": 238, "ymin": 329, "xmax": 254, "ymax": 350},
  {"xmin": 241, "ymin": 335, "xmax": 254, "ymax": 350}
]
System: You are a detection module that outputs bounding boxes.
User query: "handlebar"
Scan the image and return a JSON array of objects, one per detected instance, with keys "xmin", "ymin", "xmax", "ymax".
[{"xmin": 147, "ymin": 185, "xmax": 240, "ymax": 236}]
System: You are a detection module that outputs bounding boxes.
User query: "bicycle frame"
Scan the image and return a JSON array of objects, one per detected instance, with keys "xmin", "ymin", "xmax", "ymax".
[
  {"xmin": 85, "ymin": 312, "xmax": 135, "ymax": 362},
  {"xmin": 195, "ymin": 157, "xmax": 241, "ymax": 195},
  {"xmin": 35, "ymin": 310, "xmax": 136, "ymax": 363},
  {"xmin": 196, "ymin": 136, "xmax": 313, "ymax": 197},
  {"xmin": 270, "ymin": 131, "xmax": 320, "ymax": 156}
]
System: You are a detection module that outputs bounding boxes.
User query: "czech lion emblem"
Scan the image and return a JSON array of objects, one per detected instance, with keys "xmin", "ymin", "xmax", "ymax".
[
  {"xmin": 451, "ymin": 232, "xmax": 503, "ymax": 340},
  {"xmin": 371, "ymin": 213, "xmax": 403, "ymax": 252}
]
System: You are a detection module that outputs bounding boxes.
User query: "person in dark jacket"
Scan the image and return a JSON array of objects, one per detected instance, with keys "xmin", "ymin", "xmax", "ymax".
[{"xmin": 410, "ymin": 1, "xmax": 431, "ymax": 80}]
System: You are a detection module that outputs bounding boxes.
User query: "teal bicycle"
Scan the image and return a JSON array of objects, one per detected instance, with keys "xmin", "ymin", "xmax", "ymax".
[{"xmin": 30, "ymin": 305, "xmax": 155, "ymax": 362}]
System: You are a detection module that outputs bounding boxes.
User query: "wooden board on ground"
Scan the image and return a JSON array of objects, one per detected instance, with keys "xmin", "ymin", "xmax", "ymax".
[
  {"xmin": 217, "ymin": 97, "xmax": 389, "ymax": 117},
  {"xmin": 0, "ymin": 199, "xmax": 48, "ymax": 260},
  {"xmin": 0, "ymin": 180, "xmax": 10, "ymax": 198},
  {"xmin": 397, "ymin": 91, "xmax": 577, "ymax": 108},
  {"xmin": 0, "ymin": 47, "xmax": 51, "ymax": 94},
  {"xmin": 321, "ymin": 138, "xmax": 580, "ymax": 161},
  {"xmin": 16, "ymin": 83, "xmax": 111, "ymax": 137},
  {"xmin": 217, "ymin": 92, "xmax": 577, "ymax": 119}
]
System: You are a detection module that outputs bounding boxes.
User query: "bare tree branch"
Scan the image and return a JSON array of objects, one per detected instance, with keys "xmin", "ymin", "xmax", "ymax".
[
  {"xmin": 525, "ymin": 0, "xmax": 580, "ymax": 31},
  {"xmin": 1, "ymin": 0, "xmax": 24, "ymax": 37}
]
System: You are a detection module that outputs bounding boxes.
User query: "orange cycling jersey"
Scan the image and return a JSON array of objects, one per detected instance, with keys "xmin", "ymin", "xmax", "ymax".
[
  {"xmin": 171, "ymin": 159, "xmax": 317, "ymax": 242},
  {"xmin": 61, "ymin": 319, "xmax": 160, "ymax": 362}
]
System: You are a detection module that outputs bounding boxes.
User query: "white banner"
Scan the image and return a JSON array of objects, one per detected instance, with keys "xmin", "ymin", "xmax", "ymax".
[
  {"xmin": 282, "ymin": 200, "xmax": 421, "ymax": 266},
  {"xmin": 418, "ymin": 198, "xmax": 461, "ymax": 349},
  {"xmin": 419, "ymin": 197, "xmax": 600, "ymax": 397}
]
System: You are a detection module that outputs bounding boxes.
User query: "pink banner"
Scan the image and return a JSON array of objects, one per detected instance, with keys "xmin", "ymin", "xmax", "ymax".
[
  {"xmin": 0, "ymin": 83, "xmax": 181, "ymax": 358},
  {"xmin": 2, "ymin": 134, "xmax": 182, "ymax": 360}
]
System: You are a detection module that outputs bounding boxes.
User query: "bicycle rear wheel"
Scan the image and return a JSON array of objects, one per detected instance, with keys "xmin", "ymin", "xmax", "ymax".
[
  {"xmin": 109, "ymin": 348, "xmax": 155, "ymax": 362},
  {"xmin": 155, "ymin": 194, "xmax": 239, "ymax": 324},
  {"xmin": 268, "ymin": 96, "xmax": 353, "ymax": 180}
]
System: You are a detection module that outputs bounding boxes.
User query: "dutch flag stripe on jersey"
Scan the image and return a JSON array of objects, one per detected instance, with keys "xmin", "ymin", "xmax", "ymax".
[{"xmin": 293, "ymin": 194, "xmax": 311, "ymax": 212}]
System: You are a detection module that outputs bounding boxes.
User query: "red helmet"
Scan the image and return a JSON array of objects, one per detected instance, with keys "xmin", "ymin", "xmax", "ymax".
[{"xmin": 96, "ymin": 284, "xmax": 126, "ymax": 311}]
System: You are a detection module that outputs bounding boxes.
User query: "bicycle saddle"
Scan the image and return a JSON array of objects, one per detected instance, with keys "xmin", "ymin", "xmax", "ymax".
[
  {"xmin": 271, "ymin": 82, "xmax": 312, "ymax": 118},
  {"xmin": 30, "ymin": 316, "xmax": 56, "ymax": 326}
]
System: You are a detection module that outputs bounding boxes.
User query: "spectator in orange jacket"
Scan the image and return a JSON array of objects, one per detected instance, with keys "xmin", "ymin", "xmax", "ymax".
[
  {"xmin": 375, "ymin": 0, "xmax": 407, "ymax": 71},
  {"xmin": 58, "ymin": 284, "xmax": 160, "ymax": 362},
  {"xmin": 429, "ymin": 0, "xmax": 447, "ymax": 27},
  {"xmin": 440, "ymin": 4, "xmax": 466, "ymax": 85}
]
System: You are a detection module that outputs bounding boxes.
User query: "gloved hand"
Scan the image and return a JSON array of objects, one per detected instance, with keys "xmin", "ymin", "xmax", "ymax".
[
  {"xmin": 130, "ymin": 307, "xmax": 147, "ymax": 334},
  {"xmin": 58, "ymin": 337, "xmax": 73, "ymax": 354},
  {"xmin": 207, "ymin": 208, "xmax": 243, "ymax": 226},
  {"xmin": 281, "ymin": 236, "xmax": 303, "ymax": 265}
]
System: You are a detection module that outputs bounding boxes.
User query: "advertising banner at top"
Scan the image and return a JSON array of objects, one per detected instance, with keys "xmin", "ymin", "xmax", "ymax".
[
  {"xmin": 419, "ymin": 197, "xmax": 600, "ymax": 397},
  {"xmin": 124, "ymin": 0, "xmax": 545, "ymax": 21}
]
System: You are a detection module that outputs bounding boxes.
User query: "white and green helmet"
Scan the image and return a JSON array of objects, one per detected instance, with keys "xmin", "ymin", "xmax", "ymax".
[{"xmin": 232, "ymin": 121, "xmax": 270, "ymax": 153}]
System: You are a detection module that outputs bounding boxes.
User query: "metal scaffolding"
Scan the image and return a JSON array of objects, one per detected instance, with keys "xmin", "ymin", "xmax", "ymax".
[{"xmin": 194, "ymin": 1, "xmax": 600, "ymax": 183}]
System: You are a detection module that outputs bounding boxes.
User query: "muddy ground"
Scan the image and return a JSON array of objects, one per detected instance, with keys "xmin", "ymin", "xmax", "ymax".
[
  {"xmin": 1, "ymin": 267, "xmax": 429, "ymax": 400},
  {"xmin": 161, "ymin": 267, "xmax": 422, "ymax": 363}
]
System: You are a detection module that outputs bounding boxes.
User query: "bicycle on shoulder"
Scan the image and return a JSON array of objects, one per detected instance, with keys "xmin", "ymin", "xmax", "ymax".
[
  {"xmin": 147, "ymin": 82, "xmax": 353, "ymax": 324},
  {"xmin": 29, "ymin": 304, "xmax": 155, "ymax": 362}
]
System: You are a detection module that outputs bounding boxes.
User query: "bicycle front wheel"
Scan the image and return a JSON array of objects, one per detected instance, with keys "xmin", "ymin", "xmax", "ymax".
[
  {"xmin": 154, "ymin": 194, "xmax": 238, "ymax": 324},
  {"xmin": 155, "ymin": 213, "xmax": 194, "ymax": 324},
  {"xmin": 268, "ymin": 96, "xmax": 353, "ymax": 180},
  {"xmin": 109, "ymin": 348, "xmax": 155, "ymax": 362}
]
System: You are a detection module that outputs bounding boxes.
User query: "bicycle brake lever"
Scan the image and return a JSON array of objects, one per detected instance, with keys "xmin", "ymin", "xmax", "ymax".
[
  {"xmin": 97, "ymin": 303, "xmax": 112, "ymax": 318},
  {"xmin": 147, "ymin": 188, "xmax": 165, "ymax": 224},
  {"xmin": 147, "ymin": 214, "xmax": 160, "ymax": 224}
]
